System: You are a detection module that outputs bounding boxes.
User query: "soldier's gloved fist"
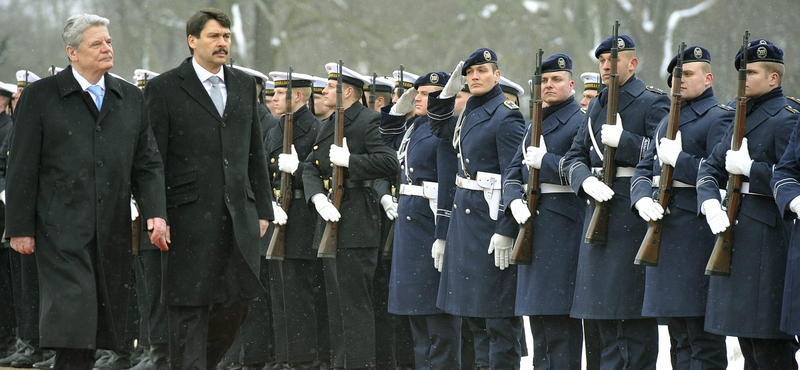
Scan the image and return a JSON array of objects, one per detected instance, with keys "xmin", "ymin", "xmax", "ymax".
[
  {"xmin": 790, "ymin": 196, "xmax": 800, "ymax": 219},
  {"xmin": 389, "ymin": 87, "xmax": 417, "ymax": 116},
  {"xmin": 581, "ymin": 176, "xmax": 614, "ymax": 202},
  {"xmin": 441, "ymin": 61, "xmax": 466, "ymax": 99},
  {"xmin": 725, "ymin": 137, "xmax": 753, "ymax": 176},
  {"xmin": 600, "ymin": 113, "xmax": 623, "ymax": 147},
  {"xmin": 329, "ymin": 137, "xmax": 350, "ymax": 168},
  {"xmin": 432, "ymin": 239, "xmax": 446, "ymax": 272},
  {"xmin": 657, "ymin": 131, "xmax": 682, "ymax": 167},
  {"xmin": 523, "ymin": 136, "xmax": 547, "ymax": 169},
  {"xmin": 272, "ymin": 201, "xmax": 288, "ymax": 226},
  {"xmin": 380, "ymin": 194, "xmax": 398, "ymax": 220},
  {"xmin": 702, "ymin": 199, "xmax": 729, "ymax": 234},
  {"xmin": 634, "ymin": 197, "xmax": 664, "ymax": 222},
  {"xmin": 278, "ymin": 145, "xmax": 300, "ymax": 175},
  {"xmin": 487, "ymin": 234, "xmax": 513, "ymax": 270},
  {"xmin": 312, "ymin": 194, "xmax": 341, "ymax": 222},
  {"xmin": 509, "ymin": 199, "xmax": 531, "ymax": 224}
]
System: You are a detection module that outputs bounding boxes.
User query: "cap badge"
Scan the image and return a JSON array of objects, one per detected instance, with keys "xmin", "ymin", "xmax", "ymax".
[
  {"xmin": 483, "ymin": 50, "xmax": 491, "ymax": 61},
  {"xmin": 430, "ymin": 74, "xmax": 439, "ymax": 84},
  {"xmin": 757, "ymin": 46, "xmax": 767, "ymax": 59},
  {"xmin": 694, "ymin": 47, "xmax": 702, "ymax": 59},
  {"xmin": 558, "ymin": 57, "xmax": 566, "ymax": 68},
  {"xmin": 617, "ymin": 37, "xmax": 626, "ymax": 49}
]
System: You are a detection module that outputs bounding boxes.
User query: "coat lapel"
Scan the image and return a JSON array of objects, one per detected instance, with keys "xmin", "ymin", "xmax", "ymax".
[
  {"xmin": 177, "ymin": 60, "xmax": 220, "ymax": 119},
  {"xmin": 97, "ymin": 74, "xmax": 123, "ymax": 125},
  {"xmin": 223, "ymin": 65, "xmax": 242, "ymax": 117},
  {"xmin": 57, "ymin": 66, "xmax": 98, "ymax": 120}
]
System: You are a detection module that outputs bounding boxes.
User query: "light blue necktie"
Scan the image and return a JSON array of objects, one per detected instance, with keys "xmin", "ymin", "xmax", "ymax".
[
  {"xmin": 208, "ymin": 76, "xmax": 224, "ymax": 116},
  {"xmin": 87, "ymin": 85, "xmax": 104, "ymax": 111}
]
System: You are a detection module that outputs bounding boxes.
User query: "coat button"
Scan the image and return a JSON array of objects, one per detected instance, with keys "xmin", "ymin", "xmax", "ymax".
[
  {"xmin": 315, "ymin": 160, "xmax": 320, "ymax": 165},
  {"xmin": 97, "ymin": 161, "xmax": 103, "ymax": 167},
  {"xmin": 465, "ymin": 159, "xmax": 470, "ymax": 164},
  {"xmin": 222, "ymin": 123, "xmax": 227, "ymax": 128},
  {"xmin": 406, "ymin": 216, "xmax": 411, "ymax": 221},
  {"xmin": 224, "ymin": 159, "xmax": 229, "ymax": 165},
  {"xmin": 453, "ymin": 204, "xmax": 458, "ymax": 209},
  {"xmin": 586, "ymin": 200, "xmax": 591, "ymax": 205},
  {"xmin": 270, "ymin": 158, "xmax": 275, "ymax": 163},
  {"xmin": 465, "ymin": 209, "xmax": 471, "ymax": 215},
  {"xmin": 226, "ymin": 195, "xmax": 231, "ymax": 202},
  {"xmin": 96, "ymin": 126, "xmax": 101, "ymax": 132},
  {"xmin": 314, "ymin": 145, "xmax": 319, "ymax": 150},
  {"xmin": 409, "ymin": 168, "xmax": 414, "ymax": 173},
  {"xmin": 273, "ymin": 173, "xmax": 277, "ymax": 178}
]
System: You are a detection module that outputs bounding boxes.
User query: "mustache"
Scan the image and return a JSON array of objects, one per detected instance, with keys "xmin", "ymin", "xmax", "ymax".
[{"xmin": 214, "ymin": 48, "xmax": 228, "ymax": 54}]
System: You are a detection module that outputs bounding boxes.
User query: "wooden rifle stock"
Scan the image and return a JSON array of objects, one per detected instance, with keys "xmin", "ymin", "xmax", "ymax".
[
  {"xmin": 706, "ymin": 32, "xmax": 749, "ymax": 276},
  {"xmin": 132, "ymin": 202, "xmax": 141, "ymax": 255},
  {"xmin": 635, "ymin": 43, "xmax": 685, "ymax": 266},
  {"xmin": 266, "ymin": 68, "xmax": 295, "ymax": 260},
  {"xmin": 318, "ymin": 61, "xmax": 345, "ymax": 258},
  {"xmin": 585, "ymin": 21, "xmax": 620, "ymax": 244},
  {"xmin": 511, "ymin": 49, "xmax": 544, "ymax": 265}
]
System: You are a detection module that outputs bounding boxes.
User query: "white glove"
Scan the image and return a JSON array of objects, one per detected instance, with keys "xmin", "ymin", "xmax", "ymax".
[
  {"xmin": 130, "ymin": 198, "xmax": 139, "ymax": 221},
  {"xmin": 509, "ymin": 199, "xmax": 531, "ymax": 224},
  {"xmin": 487, "ymin": 234, "xmax": 513, "ymax": 270},
  {"xmin": 312, "ymin": 193, "xmax": 341, "ymax": 222},
  {"xmin": 441, "ymin": 61, "xmax": 466, "ymax": 99},
  {"xmin": 634, "ymin": 197, "xmax": 664, "ymax": 222},
  {"xmin": 657, "ymin": 131, "xmax": 682, "ymax": 167},
  {"xmin": 329, "ymin": 137, "xmax": 350, "ymax": 168},
  {"xmin": 389, "ymin": 87, "xmax": 417, "ymax": 116},
  {"xmin": 0, "ymin": 190, "xmax": 5, "ymax": 204},
  {"xmin": 523, "ymin": 136, "xmax": 547, "ymax": 169},
  {"xmin": 725, "ymin": 137, "xmax": 753, "ymax": 176},
  {"xmin": 432, "ymin": 239, "xmax": 446, "ymax": 272},
  {"xmin": 600, "ymin": 113, "xmax": 623, "ymax": 148},
  {"xmin": 278, "ymin": 145, "xmax": 299, "ymax": 175},
  {"xmin": 702, "ymin": 199, "xmax": 729, "ymax": 234},
  {"xmin": 581, "ymin": 176, "xmax": 614, "ymax": 202},
  {"xmin": 272, "ymin": 201, "xmax": 288, "ymax": 225},
  {"xmin": 790, "ymin": 196, "xmax": 800, "ymax": 219},
  {"xmin": 380, "ymin": 194, "xmax": 398, "ymax": 220}
]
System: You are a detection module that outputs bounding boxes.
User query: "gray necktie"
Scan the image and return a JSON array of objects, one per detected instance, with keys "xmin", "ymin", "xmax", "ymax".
[{"xmin": 208, "ymin": 76, "xmax": 224, "ymax": 116}]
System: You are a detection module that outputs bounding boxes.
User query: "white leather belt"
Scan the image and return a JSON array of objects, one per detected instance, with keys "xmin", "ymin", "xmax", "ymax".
[
  {"xmin": 591, "ymin": 166, "xmax": 635, "ymax": 178},
  {"xmin": 652, "ymin": 176, "xmax": 694, "ymax": 188},
  {"xmin": 524, "ymin": 183, "xmax": 573, "ymax": 194},
  {"xmin": 399, "ymin": 182, "xmax": 438, "ymax": 199},
  {"xmin": 741, "ymin": 182, "xmax": 769, "ymax": 197},
  {"xmin": 455, "ymin": 174, "xmax": 501, "ymax": 191},
  {"xmin": 399, "ymin": 184, "xmax": 425, "ymax": 197}
]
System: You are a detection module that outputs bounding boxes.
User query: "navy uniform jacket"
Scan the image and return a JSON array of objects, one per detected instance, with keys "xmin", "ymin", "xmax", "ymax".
[
  {"xmin": 629, "ymin": 88, "xmax": 732, "ymax": 317},
  {"xmin": 502, "ymin": 96, "xmax": 585, "ymax": 316},
  {"xmin": 562, "ymin": 75, "xmax": 669, "ymax": 319},
  {"xmin": 302, "ymin": 102, "xmax": 399, "ymax": 249},
  {"xmin": 697, "ymin": 87, "xmax": 798, "ymax": 338},
  {"xmin": 381, "ymin": 109, "xmax": 453, "ymax": 315},
  {"xmin": 265, "ymin": 106, "xmax": 321, "ymax": 259},
  {"xmin": 428, "ymin": 84, "xmax": 525, "ymax": 317}
]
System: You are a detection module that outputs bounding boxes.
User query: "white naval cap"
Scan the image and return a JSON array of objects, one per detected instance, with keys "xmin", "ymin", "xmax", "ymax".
[
  {"xmin": 0, "ymin": 82, "xmax": 15, "ymax": 97},
  {"xmin": 311, "ymin": 76, "xmax": 327, "ymax": 95},
  {"xmin": 16, "ymin": 70, "xmax": 40, "ymax": 87},
  {"xmin": 133, "ymin": 69, "xmax": 160, "ymax": 87},
  {"xmin": 364, "ymin": 76, "xmax": 395, "ymax": 92},
  {"xmin": 580, "ymin": 72, "xmax": 601, "ymax": 90},
  {"xmin": 499, "ymin": 76, "xmax": 524, "ymax": 97},
  {"xmin": 268, "ymin": 71, "xmax": 316, "ymax": 88},
  {"xmin": 263, "ymin": 81, "xmax": 275, "ymax": 96},
  {"xmin": 324, "ymin": 62, "xmax": 369, "ymax": 87},
  {"xmin": 232, "ymin": 65, "xmax": 270, "ymax": 85},
  {"xmin": 392, "ymin": 70, "xmax": 419, "ymax": 90},
  {"xmin": 48, "ymin": 66, "xmax": 65, "ymax": 76}
]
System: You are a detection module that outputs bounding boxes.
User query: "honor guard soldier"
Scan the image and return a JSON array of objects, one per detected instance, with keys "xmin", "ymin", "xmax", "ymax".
[
  {"xmin": 561, "ymin": 34, "xmax": 669, "ymax": 369},
  {"xmin": 699, "ymin": 39, "xmax": 799, "ymax": 369},
  {"xmin": 311, "ymin": 76, "xmax": 334, "ymax": 120},
  {"xmin": 365, "ymin": 76, "xmax": 394, "ymax": 111},
  {"xmin": 234, "ymin": 65, "xmax": 279, "ymax": 140},
  {"xmin": 263, "ymin": 71, "xmax": 323, "ymax": 370},
  {"xmin": 427, "ymin": 48, "xmax": 526, "ymax": 370},
  {"xmin": 302, "ymin": 62, "xmax": 399, "ymax": 370},
  {"xmin": 381, "ymin": 71, "xmax": 462, "ymax": 369},
  {"xmin": 504, "ymin": 53, "xmax": 586, "ymax": 370},
  {"xmin": 630, "ymin": 46, "xmax": 731, "ymax": 369},
  {"xmin": 392, "ymin": 70, "xmax": 418, "ymax": 105},
  {"xmin": 579, "ymin": 72, "xmax": 601, "ymax": 109}
]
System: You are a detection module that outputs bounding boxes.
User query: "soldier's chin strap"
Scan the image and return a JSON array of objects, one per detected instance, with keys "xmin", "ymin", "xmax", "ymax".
[{"xmin": 452, "ymin": 108, "xmax": 469, "ymax": 178}]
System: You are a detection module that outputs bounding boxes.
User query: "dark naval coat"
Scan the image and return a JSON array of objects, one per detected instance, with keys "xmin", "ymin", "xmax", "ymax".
[{"xmin": 562, "ymin": 75, "xmax": 669, "ymax": 319}]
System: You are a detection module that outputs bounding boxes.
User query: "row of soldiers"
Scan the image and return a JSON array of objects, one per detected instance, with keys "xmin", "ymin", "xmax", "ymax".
[{"xmin": 3, "ymin": 13, "xmax": 800, "ymax": 370}]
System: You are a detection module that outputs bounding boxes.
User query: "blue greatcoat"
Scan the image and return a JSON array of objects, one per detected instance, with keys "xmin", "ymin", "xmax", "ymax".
[
  {"xmin": 630, "ymin": 88, "xmax": 732, "ymax": 317},
  {"xmin": 502, "ymin": 96, "xmax": 585, "ymax": 316},
  {"xmin": 562, "ymin": 75, "xmax": 669, "ymax": 319},
  {"xmin": 698, "ymin": 87, "xmax": 797, "ymax": 338},
  {"xmin": 429, "ymin": 85, "xmax": 525, "ymax": 317}
]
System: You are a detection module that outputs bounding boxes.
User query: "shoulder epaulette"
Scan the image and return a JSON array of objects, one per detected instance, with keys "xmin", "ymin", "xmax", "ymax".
[
  {"xmin": 580, "ymin": 107, "xmax": 587, "ymax": 114},
  {"xmin": 788, "ymin": 96, "xmax": 800, "ymax": 105},
  {"xmin": 716, "ymin": 104, "xmax": 734, "ymax": 111},
  {"xmin": 503, "ymin": 100, "xmax": 519, "ymax": 110},
  {"xmin": 785, "ymin": 106, "xmax": 799, "ymax": 114},
  {"xmin": 645, "ymin": 86, "xmax": 666, "ymax": 95}
]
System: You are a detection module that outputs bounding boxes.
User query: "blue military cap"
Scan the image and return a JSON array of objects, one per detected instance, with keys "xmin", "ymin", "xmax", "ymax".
[
  {"xmin": 666, "ymin": 46, "xmax": 711, "ymax": 87},
  {"xmin": 594, "ymin": 34, "xmax": 635, "ymax": 59},
  {"xmin": 414, "ymin": 71, "xmax": 450, "ymax": 89},
  {"xmin": 541, "ymin": 53, "xmax": 572, "ymax": 73},
  {"xmin": 461, "ymin": 48, "xmax": 498, "ymax": 75},
  {"xmin": 734, "ymin": 38, "xmax": 784, "ymax": 70}
]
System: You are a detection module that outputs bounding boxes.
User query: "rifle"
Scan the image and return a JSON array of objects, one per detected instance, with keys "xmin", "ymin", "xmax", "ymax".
[
  {"xmin": 634, "ymin": 42, "xmax": 686, "ymax": 266},
  {"xmin": 584, "ymin": 21, "xmax": 621, "ymax": 244},
  {"xmin": 706, "ymin": 31, "xmax": 749, "ymax": 276},
  {"xmin": 266, "ymin": 68, "xmax": 294, "ymax": 260},
  {"xmin": 317, "ymin": 61, "xmax": 345, "ymax": 258},
  {"xmin": 383, "ymin": 65, "xmax": 406, "ymax": 259},
  {"xmin": 510, "ymin": 48, "xmax": 544, "ymax": 265},
  {"xmin": 370, "ymin": 73, "xmax": 377, "ymax": 110},
  {"xmin": 132, "ymin": 202, "xmax": 141, "ymax": 255}
]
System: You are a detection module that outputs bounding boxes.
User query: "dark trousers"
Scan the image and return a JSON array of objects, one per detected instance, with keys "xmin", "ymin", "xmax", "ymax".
[
  {"xmin": 133, "ymin": 250, "xmax": 168, "ymax": 346},
  {"xmin": 10, "ymin": 251, "xmax": 39, "ymax": 342},
  {"xmin": 0, "ymin": 248, "xmax": 16, "ymax": 342},
  {"xmin": 408, "ymin": 314, "xmax": 461, "ymax": 370},
  {"xmin": 593, "ymin": 318, "xmax": 658, "ymax": 370},
  {"xmin": 238, "ymin": 260, "xmax": 273, "ymax": 366},
  {"xmin": 373, "ymin": 257, "xmax": 414, "ymax": 369},
  {"xmin": 167, "ymin": 301, "xmax": 249, "ymax": 370},
  {"xmin": 738, "ymin": 337, "xmax": 799, "ymax": 370},
  {"xmin": 460, "ymin": 319, "xmax": 475, "ymax": 370},
  {"xmin": 528, "ymin": 315, "xmax": 582, "ymax": 370},
  {"xmin": 465, "ymin": 317, "xmax": 521, "ymax": 370},
  {"xmin": 313, "ymin": 259, "xmax": 330, "ymax": 365},
  {"xmin": 270, "ymin": 258, "xmax": 318, "ymax": 364},
  {"xmin": 323, "ymin": 248, "xmax": 378, "ymax": 369},
  {"xmin": 583, "ymin": 320, "xmax": 603, "ymax": 370},
  {"xmin": 667, "ymin": 317, "xmax": 726, "ymax": 370},
  {"xmin": 465, "ymin": 317, "xmax": 489, "ymax": 368},
  {"xmin": 54, "ymin": 348, "xmax": 95, "ymax": 370}
]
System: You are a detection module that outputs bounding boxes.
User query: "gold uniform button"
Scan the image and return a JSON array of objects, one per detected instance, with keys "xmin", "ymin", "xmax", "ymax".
[
  {"xmin": 273, "ymin": 172, "xmax": 276, "ymax": 178},
  {"xmin": 409, "ymin": 168, "xmax": 414, "ymax": 173},
  {"xmin": 586, "ymin": 200, "xmax": 591, "ymax": 205},
  {"xmin": 465, "ymin": 209, "xmax": 471, "ymax": 215},
  {"xmin": 406, "ymin": 216, "xmax": 411, "ymax": 221},
  {"xmin": 330, "ymin": 163, "xmax": 334, "ymax": 167},
  {"xmin": 315, "ymin": 160, "xmax": 320, "ymax": 165},
  {"xmin": 270, "ymin": 158, "xmax": 275, "ymax": 163},
  {"xmin": 465, "ymin": 158, "xmax": 470, "ymax": 164},
  {"xmin": 453, "ymin": 204, "xmax": 458, "ymax": 209},
  {"xmin": 314, "ymin": 145, "xmax": 319, "ymax": 150}
]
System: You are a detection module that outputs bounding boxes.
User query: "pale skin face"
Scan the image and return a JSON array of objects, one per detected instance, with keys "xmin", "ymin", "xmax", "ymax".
[
  {"xmin": 745, "ymin": 63, "xmax": 779, "ymax": 98},
  {"xmin": 271, "ymin": 87, "xmax": 306, "ymax": 116},
  {"xmin": 465, "ymin": 64, "xmax": 500, "ymax": 97},
  {"xmin": 321, "ymin": 80, "xmax": 357, "ymax": 109},
  {"xmin": 598, "ymin": 51, "xmax": 637, "ymax": 86},
  {"xmin": 678, "ymin": 62, "xmax": 713, "ymax": 101},
  {"xmin": 414, "ymin": 85, "xmax": 444, "ymax": 116},
  {"xmin": 580, "ymin": 89, "xmax": 598, "ymax": 108},
  {"xmin": 312, "ymin": 93, "xmax": 333, "ymax": 118},
  {"xmin": 67, "ymin": 25, "xmax": 113, "ymax": 84},
  {"xmin": 188, "ymin": 19, "xmax": 231, "ymax": 74},
  {"xmin": 541, "ymin": 71, "xmax": 575, "ymax": 107},
  {"xmin": 454, "ymin": 90, "xmax": 471, "ymax": 115}
]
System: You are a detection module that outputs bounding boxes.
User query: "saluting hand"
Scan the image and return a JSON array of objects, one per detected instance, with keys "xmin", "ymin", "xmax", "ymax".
[
  {"xmin": 389, "ymin": 87, "xmax": 417, "ymax": 116},
  {"xmin": 147, "ymin": 217, "xmax": 170, "ymax": 251},
  {"xmin": 440, "ymin": 61, "xmax": 466, "ymax": 99}
]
